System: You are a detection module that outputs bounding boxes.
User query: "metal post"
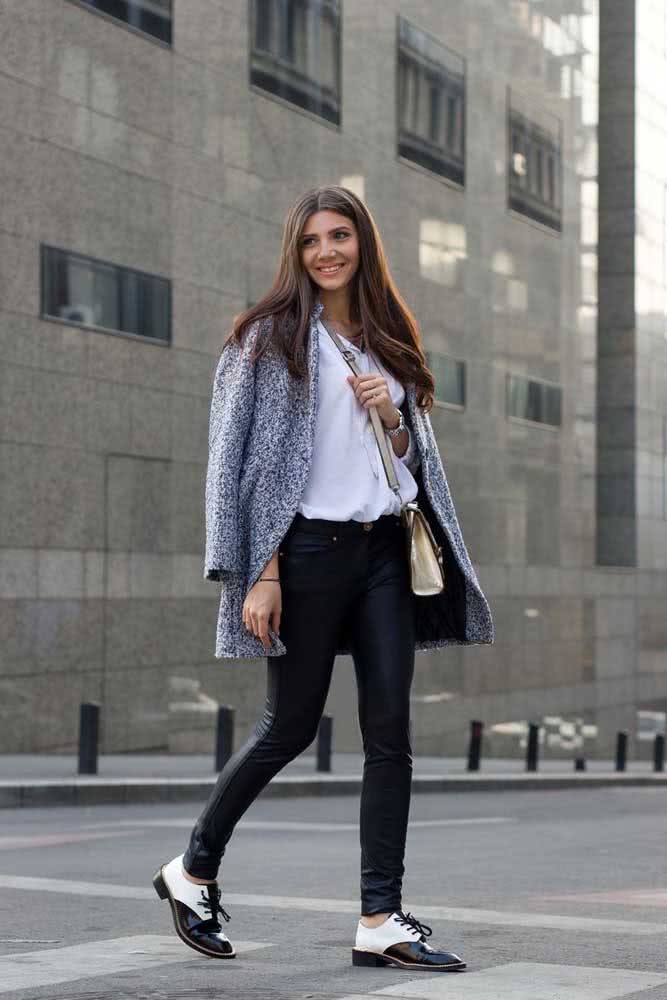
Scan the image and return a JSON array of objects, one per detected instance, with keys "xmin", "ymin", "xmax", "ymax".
[
  {"xmin": 467, "ymin": 719, "xmax": 483, "ymax": 771},
  {"xmin": 525, "ymin": 722, "xmax": 539, "ymax": 772},
  {"xmin": 615, "ymin": 731, "xmax": 627, "ymax": 772},
  {"xmin": 78, "ymin": 702, "xmax": 100, "ymax": 775},
  {"xmin": 215, "ymin": 706, "xmax": 234, "ymax": 772},
  {"xmin": 654, "ymin": 733, "xmax": 665, "ymax": 772},
  {"xmin": 574, "ymin": 717, "xmax": 586, "ymax": 771},
  {"xmin": 317, "ymin": 714, "xmax": 332, "ymax": 772}
]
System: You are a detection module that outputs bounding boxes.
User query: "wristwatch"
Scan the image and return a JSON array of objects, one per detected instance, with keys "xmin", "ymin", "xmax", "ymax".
[{"xmin": 385, "ymin": 406, "xmax": 406, "ymax": 438}]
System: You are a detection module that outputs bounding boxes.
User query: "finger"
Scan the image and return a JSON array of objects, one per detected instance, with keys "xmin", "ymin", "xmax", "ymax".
[
  {"xmin": 364, "ymin": 390, "xmax": 389, "ymax": 408},
  {"xmin": 360, "ymin": 385, "xmax": 383, "ymax": 404}
]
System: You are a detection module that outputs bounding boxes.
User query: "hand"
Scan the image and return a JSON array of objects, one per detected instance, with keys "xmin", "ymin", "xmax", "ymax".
[
  {"xmin": 242, "ymin": 579, "xmax": 282, "ymax": 649},
  {"xmin": 346, "ymin": 373, "xmax": 397, "ymax": 427}
]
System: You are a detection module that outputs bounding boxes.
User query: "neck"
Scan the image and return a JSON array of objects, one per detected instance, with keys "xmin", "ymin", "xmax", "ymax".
[{"xmin": 319, "ymin": 287, "xmax": 353, "ymax": 326}]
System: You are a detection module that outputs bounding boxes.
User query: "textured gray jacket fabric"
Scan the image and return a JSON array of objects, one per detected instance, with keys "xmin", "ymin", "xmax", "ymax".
[{"xmin": 205, "ymin": 298, "xmax": 494, "ymax": 659}]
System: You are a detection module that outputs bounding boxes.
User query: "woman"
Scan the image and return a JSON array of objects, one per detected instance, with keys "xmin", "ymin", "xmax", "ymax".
[{"xmin": 153, "ymin": 185, "xmax": 494, "ymax": 972}]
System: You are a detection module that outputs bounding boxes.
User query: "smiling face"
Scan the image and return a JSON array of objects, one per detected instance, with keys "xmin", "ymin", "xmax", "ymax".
[{"xmin": 300, "ymin": 209, "xmax": 360, "ymax": 292}]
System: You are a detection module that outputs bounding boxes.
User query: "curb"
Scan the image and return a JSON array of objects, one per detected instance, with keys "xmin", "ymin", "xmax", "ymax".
[{"xmin": 1, "ymin": 771, "xmax": 666, "ymax": 808}]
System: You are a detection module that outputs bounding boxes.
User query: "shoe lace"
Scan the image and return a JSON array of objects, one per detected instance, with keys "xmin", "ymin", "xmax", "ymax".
[
  {"xmin": 196, "ymin": 884, "xmax": 231, "ymax": 929},
  {"xmin": 395, "ymin": 910, "xmax": 432, "ymax": 941}
]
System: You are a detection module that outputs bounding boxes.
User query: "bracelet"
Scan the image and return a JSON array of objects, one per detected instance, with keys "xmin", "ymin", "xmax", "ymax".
[
  {"xmin": 385, "ymin": 406, "xmax": 406, "ymax": 438},
  {"xmin": 258, "ymin": 577, "xmax": 280, "ymax": 582}
]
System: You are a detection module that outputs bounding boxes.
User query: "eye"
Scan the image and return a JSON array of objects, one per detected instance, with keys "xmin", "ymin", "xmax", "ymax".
[{"xmin": 302, "ymin": 230, "xmax": 350, "ymax": 246}]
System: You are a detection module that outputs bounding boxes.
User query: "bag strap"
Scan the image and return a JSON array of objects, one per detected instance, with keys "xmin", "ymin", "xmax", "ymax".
[{"xmin": 319, "ymin": 317, "xmax": 402, "ymax": 500}]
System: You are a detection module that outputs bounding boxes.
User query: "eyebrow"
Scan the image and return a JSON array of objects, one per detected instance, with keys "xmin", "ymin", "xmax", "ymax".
[{"xmin": 301, "ymin": 225, "xmax": 351, "ymax": 238}]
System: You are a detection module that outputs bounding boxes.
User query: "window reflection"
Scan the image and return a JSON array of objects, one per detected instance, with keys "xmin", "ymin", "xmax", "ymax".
[
  {"xmin": 250, "ymin": 0, "xmax": 341, "ymax": 125},
  {"xmin": 507, "ymin": 372, "xmax": 562, "ymax": 427},
  {"xmin": 424, "ymin": 350, "xmax": 465, "ymax": 408},
  {"xmin": 41, "ymin": 245, "xmax": 171, "ymax": 343},
  {"xmin": 419, "ymin": 220, "xmax": 466, "ymax": 287},
  {"xmin": 72, "ymin": 0, "xmax": 172, "ymax": 44},
  {"xmin": 397, "ymin": 16, "xmax": 465, "ymax": 186},
  {"xmin": 508, "ymin": 88, "xmax": 562, "ymax": 231},
  {"xmin": 491, "ymin": 249, "xmax": 527, "ymax": 312}
]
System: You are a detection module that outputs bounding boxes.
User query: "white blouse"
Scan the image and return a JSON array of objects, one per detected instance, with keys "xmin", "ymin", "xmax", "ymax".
[{"xmin": 297, "ymin": 317, "xmax": 420, "ymax": 521}]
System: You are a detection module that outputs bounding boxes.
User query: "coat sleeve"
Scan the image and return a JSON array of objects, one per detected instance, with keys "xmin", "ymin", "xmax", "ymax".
[{"xmin": 203, "ymin": 321, "xmax": 260, "ymax": 582}]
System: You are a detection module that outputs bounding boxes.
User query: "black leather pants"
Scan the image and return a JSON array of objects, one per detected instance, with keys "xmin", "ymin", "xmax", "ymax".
[{"xmin": 183, "ymin": 510, "xmax": 416, "ymax": 916}]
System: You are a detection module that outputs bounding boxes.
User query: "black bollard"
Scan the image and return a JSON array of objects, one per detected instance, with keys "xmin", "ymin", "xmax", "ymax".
[
  {"xmin": 317, "ymin": 714, "xmax": 333, "ymax": 772},
  {"xmin": 525, "ymin": 722, "xmax": 539, "ymax": 772},
  {"xmin": 574, "ymin": 717, "xmax": 586, "ymax": 771},
  {"xmin": 215, "ymin": 706, "xmax": 234, "ymax": 772},
  {"xmin": 467, "ymin": 719, "xmax": 484, "ymax": 771},
  {"xmin": 654, "ymin": 733, "xmax": 665, "ymax": 772},
  {"xmin": 615, "ymin": 731, "xmax": 627, "ymax": 772},
  {"xmin": 78, "ymin": 702, "xmax": 100, "ymax": 775}
]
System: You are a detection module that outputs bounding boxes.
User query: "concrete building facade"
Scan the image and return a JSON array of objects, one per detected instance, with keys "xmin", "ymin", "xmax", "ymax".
[{"xmin": 2, "ymin": 0, "xmax": 664, "ymax": 759}]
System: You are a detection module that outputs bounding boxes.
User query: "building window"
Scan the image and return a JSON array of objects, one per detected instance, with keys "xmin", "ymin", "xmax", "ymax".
[
  {"xmin": 68, "ymin": 0, "xmax": 173, "ymax": 45},
  {"xmin": 41, "ymin": 245, "xmax": 171, "ymax": 344},
  {"xmin": 250, "ymin": 0, "xmax": 341, "ymax": 125},
  {"xmin": 424, "ymin": 350, "xmax": 465, "ymax": 407},
  {"xmin": 506, "ymin": 373, "xmax": 562, "ymax": 427},
  {"xmin": 397, "ymin": 16, "xmax": 465, "ymax": 186},
  {"xmin": 508, "ymin": 89, "xmax": 562, "ymax": 232}
]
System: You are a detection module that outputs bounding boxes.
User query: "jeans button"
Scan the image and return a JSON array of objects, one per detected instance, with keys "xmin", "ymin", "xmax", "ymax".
[{"xmin": 363, "ymin": 522, "xmax": 372, "ymax": 531}]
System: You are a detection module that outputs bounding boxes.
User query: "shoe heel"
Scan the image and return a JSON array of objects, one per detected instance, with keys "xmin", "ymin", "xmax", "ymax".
[
  {"xmin": 152, "ymin": 869, "xmax": 168, "ymax": 900},
  {"xmin": 352, "ymin": 948, "xmax": 388, "ymax": 967}
]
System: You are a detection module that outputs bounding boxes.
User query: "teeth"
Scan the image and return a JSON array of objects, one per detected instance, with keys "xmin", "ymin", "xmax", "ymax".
[{"xmin": 319, "ymin": 264, "xmax": 343, "ymax": 273}]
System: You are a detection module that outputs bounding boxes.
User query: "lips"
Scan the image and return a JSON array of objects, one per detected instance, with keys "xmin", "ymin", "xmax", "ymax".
[{"xmin": 317, "ymin": 262, "xmax": 345, "ymax": 274}]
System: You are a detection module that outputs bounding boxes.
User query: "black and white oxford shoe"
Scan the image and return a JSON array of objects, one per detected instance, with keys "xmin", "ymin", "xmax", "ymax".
[
  {"xmin": 352, "ymin": 910, "xmax": 466, "ymax": 971},
  {"xmin": 152, "ymin": 853, "xmax": 236, "ymax": 959}
]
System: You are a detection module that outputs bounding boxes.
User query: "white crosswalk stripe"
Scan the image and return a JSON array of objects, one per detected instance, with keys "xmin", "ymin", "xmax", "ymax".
[
  {"xmin": 339, "ymin": 961, "xmax": 667, "ymax": 1000},
  {"xmin": 0, "ymin": 935, "xmax": 273, "ymax": 993},
  {"xmin": 0, "ymin": 875, "xmax": 665, "ymax": 936}
]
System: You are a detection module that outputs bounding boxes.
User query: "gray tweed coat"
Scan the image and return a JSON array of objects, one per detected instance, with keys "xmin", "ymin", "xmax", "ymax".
[{"xmin": 205, "ymin": 298, "xmax": 494, "ymax": 659}]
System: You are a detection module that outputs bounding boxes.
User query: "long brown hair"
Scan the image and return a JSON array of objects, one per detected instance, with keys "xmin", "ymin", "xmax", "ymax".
[{"xmin": 225, "ymin": 184, "xmax": 435, "ymax": 413}]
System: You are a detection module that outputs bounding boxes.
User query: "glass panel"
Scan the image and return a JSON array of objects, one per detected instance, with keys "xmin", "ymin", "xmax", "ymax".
[
  {"xmin": 249, "ymin": 0, "xmax": 341, "ymax": 125},
  {"xmin": 424, "ymin": 350, "xmax": 465, "ymax": 407},
  {"xmin": 507, "ymin": 373, "xmax": 562, "ymax": 427},
  {"xmin": 508, "ymin": 89, "xmax": 562, "ymax": 232},
  {"xmin": 77, "ymin": 0, "xmax": 172, "ymax": 44},
  {"xmin": 397, "ymin": 16, "xmax": 465, "ymax": 186},
  {"xmin": 42, "ymin": 246, "xmax": 170, "ymax": 343},
  {"xmin": 254, "ymin": 0, "xmax": 273, "ymax": 50}
]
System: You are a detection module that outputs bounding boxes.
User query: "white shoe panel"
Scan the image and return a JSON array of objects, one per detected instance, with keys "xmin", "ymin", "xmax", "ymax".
[
  {"xmin": 162, "ymin": 854, "xmax": 213, "ymax": 914},
  {"xmin": 355, "ymin": 911, "xmax": 423, "ymax": 951}
]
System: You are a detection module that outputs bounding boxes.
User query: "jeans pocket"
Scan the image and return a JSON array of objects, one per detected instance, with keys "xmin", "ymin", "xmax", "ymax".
[
  {"xmin": 281, "ymin": 530, "xmax": 337, "ymax": 558},
  {"xmin": 279, "ymin": 530, "xmax": 340, "ymax": 590}
]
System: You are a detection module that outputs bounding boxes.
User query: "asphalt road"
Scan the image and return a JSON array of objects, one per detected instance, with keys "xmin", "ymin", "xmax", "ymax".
[{"xmin": 1, "ymin": 786, "xmax": 666, "ymax": 999}]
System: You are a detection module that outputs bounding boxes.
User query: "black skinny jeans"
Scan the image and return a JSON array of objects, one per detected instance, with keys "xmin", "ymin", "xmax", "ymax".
[{"xmin": 183, "ymin": 510, "xmax": 416, "ymax": 916}]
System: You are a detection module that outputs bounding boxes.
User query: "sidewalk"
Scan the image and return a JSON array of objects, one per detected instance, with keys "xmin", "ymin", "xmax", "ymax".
[{"xmin": 1, "ymin": 753, "xmax": 665, "ymax": 808}]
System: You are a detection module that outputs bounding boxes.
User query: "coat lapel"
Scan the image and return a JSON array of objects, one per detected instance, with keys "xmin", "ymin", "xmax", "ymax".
[{"xmin": 306, "ymin": 298, "xmax": 324, "ymax": 458}]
